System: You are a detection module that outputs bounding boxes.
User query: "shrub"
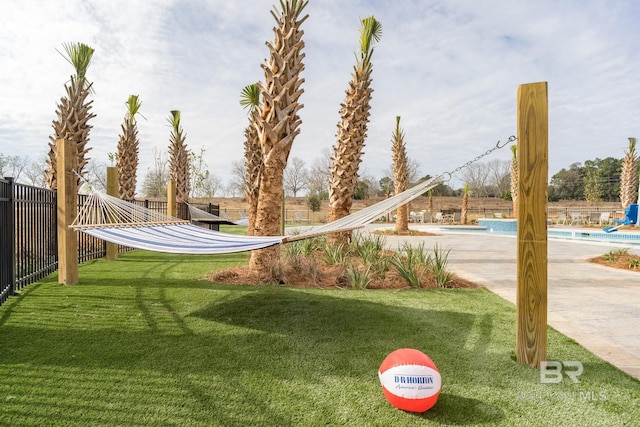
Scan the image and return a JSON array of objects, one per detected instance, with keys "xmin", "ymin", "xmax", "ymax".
[
  {"xmin": 389, "ymin": 243, "xmax": 428, "ymax": 288},
  {"xmin": 428, "ymin": 243, "xmax": 454, "ymax": 288},
  {"xmin": 345, "ymin": 264, "xmax": 372, "ymax": 289}
]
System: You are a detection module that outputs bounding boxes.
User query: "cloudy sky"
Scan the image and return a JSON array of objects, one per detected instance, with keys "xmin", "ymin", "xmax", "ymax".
[{"xmin": 1, "ymin": 0, "xmax": 639, "ymax": 192}]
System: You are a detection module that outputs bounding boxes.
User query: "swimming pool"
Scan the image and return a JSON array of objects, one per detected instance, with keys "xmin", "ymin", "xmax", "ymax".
[{"xmin": 438, "ymin": 218, "xmax": 640, "ymax": 245}]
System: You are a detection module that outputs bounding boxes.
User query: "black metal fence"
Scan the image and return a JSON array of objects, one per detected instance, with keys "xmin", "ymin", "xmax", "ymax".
[
  {"xmin": 14, "ymin": 181, "xmax": 58, "ymax": 290},
  {"xmin": 0, "ymin": 177, "xmax": 222, "ymax": 309},
  {"xmin": 1, "ymin": 178, "xmax": 60, "ymax": 305},
  {"xmin": 0, "ymin": 177, "xmax": 15, "ymax": 306}
]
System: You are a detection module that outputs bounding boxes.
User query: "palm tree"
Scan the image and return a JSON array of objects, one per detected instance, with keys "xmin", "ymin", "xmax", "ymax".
[
  {"xmin": 249, "ymin": 0, "xmax": 308, "ymax": 273},
  {"xmin": 461, "ymin": 183, "xmax": 471, "ymax": 225},
  {"xmin": 510, "ymin": 145, "xmax": 518, "ymax": 217},
  {"xmin": 116, "ymin": 95, "xmax": 143, "ymax": 199},
  {"xmin": 168, "ymin": 110, "xmax": 190, "ymax": 203},
  {"xmin": 620, "ymin": 137, "xmax": 638, "ymax": 209},
  {"xmin": 327, "ymin": 16, "xmax": 382, "ymax": 232},
  {"xmin": 46, "ymin": 42, "xmax": 96, "ymax": 189},
  {"xmin": 391, "ymin": 116, "xmax": 409, "ymax": 233},
  {"xmin": 240, "ymin": 83, "xmax": 262, "ymax": 236}
]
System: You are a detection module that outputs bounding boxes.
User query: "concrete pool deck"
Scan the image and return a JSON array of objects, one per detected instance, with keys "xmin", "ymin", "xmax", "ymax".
[{"xmin": 362, "ymin": 224, "xmax": 640, "ymax": 380}]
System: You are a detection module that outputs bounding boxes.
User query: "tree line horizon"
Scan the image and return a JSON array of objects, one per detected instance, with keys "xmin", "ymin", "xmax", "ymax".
[{"xmin": 2, "ymin": 147, "xmax": 637, "ymax": 204}]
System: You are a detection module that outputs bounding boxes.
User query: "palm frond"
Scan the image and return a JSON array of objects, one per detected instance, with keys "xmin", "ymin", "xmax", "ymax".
[
  {"xmin": 125, "ymin": 95, "xmax": 146, "ymax": 121},
  {"xmin": 359, "ymin": 16, "xmax": 382, "ymax": 57},
  {"xmin": 240, "ymin": 84, "xmax": 261, "ymax": 112},
  {"xmin": 59, "ymin": 42, "xmax": 94, "ymax": 80},
  {"xmin": 168, "ymin": 110, "xmax": 181, "ymax": 132},
  {"xmin": 393, "ymin": 115, "xmax": 404, "ymax": 140}
]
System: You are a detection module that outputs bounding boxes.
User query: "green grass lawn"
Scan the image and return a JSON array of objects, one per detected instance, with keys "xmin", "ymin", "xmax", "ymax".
[{"xmin": 0, "ymin": 248, "xmax": 638, "ymax": 426}]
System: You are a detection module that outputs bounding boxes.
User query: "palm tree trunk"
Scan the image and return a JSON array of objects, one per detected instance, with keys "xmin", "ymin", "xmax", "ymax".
[
  {"xmin": 248, "ymin": 0, "xmax": 308, "ymax": 273},
  {"xmin": 249, "ymin": 166, "xmax": 284, "ymax": 271}
]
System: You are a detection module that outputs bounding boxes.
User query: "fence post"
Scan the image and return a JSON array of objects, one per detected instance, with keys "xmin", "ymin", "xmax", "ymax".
[
  {"xmin": 56, "ymin": 138, "xmax": 79, "ymax": 285},
  {"xmin": 8, "ymin": 177, "xmax": 15, "ymax": 297},
  {"xmin": 516, "ymin": 82, "xmax": 548, "ymax": 368},
  {"xmin": 167, "ymin": 181, "xmax": 176, "ymax": 217},
  {"xmin": 0, "ymin": 177, "xmax": 16, "ymax": 302},
  {"xmin": 105, "ymin": 167, "xmax": 119, "ymax": 260}
]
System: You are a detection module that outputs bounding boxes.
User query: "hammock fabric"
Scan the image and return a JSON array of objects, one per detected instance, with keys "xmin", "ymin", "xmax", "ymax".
[
  {"xmin": 186, "ymin": 203, "xmax": 241, "ymax": 226},
  {"xmin": 79, "ymin": 223, "xmax": 284, "ymax": 254},
  {"xmin": 71, "ymin": 175, "xmax": 444, "ymax": 255}
]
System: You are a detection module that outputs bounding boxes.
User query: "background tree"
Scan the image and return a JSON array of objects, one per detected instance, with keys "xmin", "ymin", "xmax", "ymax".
[
  {"xmin": 230, "ymin": 159, "xmax": 247, "ymax": 197},
  {"xmin": 45, "ymin": 42, "xmax": 96, "ymax": 189},
  {"xmin": 0, "ymin": 154, "xmax": 28, "ymax": 182},
  {"xmin": 307, "ymin": 147, "xmax": 332, "ymax": 200},
  {"xmin": 379, "ymin": 176, "xmax": 393, "ymax": 197},
  {"xmin": 391, "ymin": 116, "xmax": 409, "ymax": 233},
  {"xmin": 284, "ymin": 157, "xmax": 309, "ymax": 196},
  {"xmin": 327, "ymin": 16, "xmax": 382, "ymax": 227},
  {"xmin": 487, "ymin": 159, "xmax": 510, "ymax": 198},
  {"xmin": 197, "ymin": 172, "xmax": 223, "ymax": 197},
  {"xmin": 583, "ymin": 165, "xmax": 603, "ymax": 205},
  {"xmin": 141, "ymin": 147, "xmax": 169, "ymax": 198},
  {"xmin": 583, "ymin": 157, "xmax": 620, "ymax": 202},
  {"xmin": 249, "ymin": 0, "xmax": 308, "ymax": 272},
  {"xmin": 459, "ymin": 162, "xmax": 491, "ymax": 199},
  {"xmin": 353, "ymin": 179, "xmax": 370, "ymax": 200},
  {"xmin": 510, "ymin": 145, "xmax": 518, "ymax": 217},
  {"xmin": 116, "ymin": 95, "xmax": 143, "ymax": 199},
  {"xmin": 168, "ymin": 110, "xmax": 190, "ymax": 202},
  {"xmin": 189, "ymin": 147, "xmax": 222, "ymax": 198},
  {"xmin": 548, "ymin": 163, "xmax": 584, "ymax": 201},
  {"xmin": 306, "ymin": 193, "xmax": 321, "ymax": 212},
  {"xmin": 620, "ymin": 137, "xmax": 638, "ymax": 208},
  {"xmin": 22, "ymin": 156, "xmax": 48, "ymax": 187},
  {"xmin": 417, "ymin": 174, "xmax": 455, "ymax": 196},
  {"xmin": 81, "ymin": 158, "xmax": 108, "ymax": 193},
  {"xmin": 240, "ymin": 83, "xmax": 263, "ymax": 235}
]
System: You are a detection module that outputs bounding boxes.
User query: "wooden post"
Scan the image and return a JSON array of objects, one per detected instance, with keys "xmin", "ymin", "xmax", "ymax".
[
  {"xmin": 106, "ymin": 167, "xmax": 118, "ymax": 260},
  {"xmin": 56, "ymin": 138, "xmax": 79, "ymax": 285},
  {"xmin": 167, "ymin": 181, "xmax": 176, "ymax": 218},
  {"xmin": 516, "ymin": 82, "xmax": 548, "ymax": 368}
]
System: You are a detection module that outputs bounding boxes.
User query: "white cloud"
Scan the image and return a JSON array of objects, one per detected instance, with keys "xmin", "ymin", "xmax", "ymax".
[{"xmin": 1, "ymin": 0, "xmax": 638, "ymax": 192}]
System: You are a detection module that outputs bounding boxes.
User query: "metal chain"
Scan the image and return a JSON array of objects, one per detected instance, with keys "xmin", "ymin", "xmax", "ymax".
[
  {"xmin": 69, "ymin": 168, "xmax": 94, "ymax": 192},
  {"xmin": 440, "ymin": 135, "xmax": 517, "ymax": 182}
]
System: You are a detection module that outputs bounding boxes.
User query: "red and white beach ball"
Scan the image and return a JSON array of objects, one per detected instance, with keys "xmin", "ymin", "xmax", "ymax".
[{"xmin": 378, "ymin": 348, "xmax": 441, "ymax": 412}]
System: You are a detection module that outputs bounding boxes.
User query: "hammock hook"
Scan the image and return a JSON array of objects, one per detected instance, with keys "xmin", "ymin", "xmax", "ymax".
[{"xmin": 496, "ymin": 135, "xmax": 517, "ymax": 149}]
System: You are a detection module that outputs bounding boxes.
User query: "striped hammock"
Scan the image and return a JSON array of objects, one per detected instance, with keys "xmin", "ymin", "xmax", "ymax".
[{"xmin": 71, "ymin": 175, "xmax": 443, "ymax": 255}]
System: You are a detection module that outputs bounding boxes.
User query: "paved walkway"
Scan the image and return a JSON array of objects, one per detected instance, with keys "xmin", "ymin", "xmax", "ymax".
[{"xmin": 363, "ymin": 224, "xmax": 640, "ymax": 380}]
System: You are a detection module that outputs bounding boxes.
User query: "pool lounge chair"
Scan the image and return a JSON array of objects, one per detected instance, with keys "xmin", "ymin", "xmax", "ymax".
[
  {"xmin": 598, "ymin": 212, "xmax": 611, "ymax": 225},
  {"xmin": 603, "ymin": 204, "xmax": 638, "ymax": 233}
]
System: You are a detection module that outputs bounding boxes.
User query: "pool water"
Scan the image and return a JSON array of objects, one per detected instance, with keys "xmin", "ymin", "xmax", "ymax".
[{"xmin": 438, "ymin": 219, "xmax": 640, "ymax": 245}]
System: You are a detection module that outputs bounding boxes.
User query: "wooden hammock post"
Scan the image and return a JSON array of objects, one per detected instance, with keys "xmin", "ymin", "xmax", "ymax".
[
  {"xmin": 516, "ymin": 82, "xmax": 548, "ymax": 368},
  {"xmin": 167, "ymin": 180, "xmax": 177, "ymax": 218},
  {"xmin": 106, "ymin": 167, "xmax": 118, "ymax": 261},
  {"xmin": 56, "ymin": 138, "xmax": 79, "ymax": 285}
]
